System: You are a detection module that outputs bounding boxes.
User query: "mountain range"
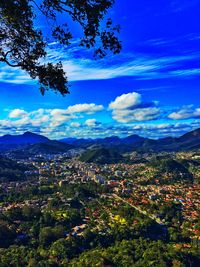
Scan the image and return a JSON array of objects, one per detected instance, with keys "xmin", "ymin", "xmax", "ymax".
[
  {"xmin": 0, "ymin": 128, "xmax": 199, "ymax": 156},
  {"xmin": 0, "ymin": 131, "xmax": 49, "ymax": 145},
  {"xmin": 61, "ymin": 128, "xmax": 200, "ymax": 152},
  {"xmin": 0, "ymin": 132, "xmax": 73, "ymax": 156},
  {"xmin": 8, "ymin": 141, "xmax": 74, "ymax": 159}
]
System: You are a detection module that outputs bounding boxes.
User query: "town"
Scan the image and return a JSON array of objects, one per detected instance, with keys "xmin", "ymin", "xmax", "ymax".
[{"xmin": 0, "ymin": 150, "xmax": 199, "ymax": 266}]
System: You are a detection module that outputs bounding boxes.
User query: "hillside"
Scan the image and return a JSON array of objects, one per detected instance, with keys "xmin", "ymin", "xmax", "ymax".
[
  {"xmin": 0, "ymin": 132, "xmax": 49, "ymax": 145},
  {"xmin": 149, "ymin": 157, "xmax": 193, "ymax": 183},
  {"xmin": 61, "ymin": 134, "xmax": 146, "ymax": 152},
  {"xmin": 0, "ymin": 157, "xmax": 28, "ymax": 182},
  {"xmin": 79, "ymin": 147, "xmax": 123, "ymax": 164},
  {"xmin": 0, "ymin": 132, "xmax": 50, "ymax": 152},
  {"xmin": 10, "ymin": 141, "xmax": 74, "ymax": 158},
  {"xmin": 122, "ymin": 128, "xmax": 200, "ymax": 152},
  {"xmin": 25, "ymin": 141, "xmax": 73, "ymax": 154},
  {"xmin": 1, "ymin": 128, "xmax": 200, "ymax": 155},
  {"xmin": 61, "ymin": 128, "xmax": 200, "ymax": 152}
]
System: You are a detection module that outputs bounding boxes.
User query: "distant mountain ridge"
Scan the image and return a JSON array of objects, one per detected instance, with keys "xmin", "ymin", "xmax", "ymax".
[
  {"xmin": 0, "ymin": 128, "xmax": 200, "ymax": 154},
  {"xmin": 60, "ymin": 134, "xmax": 146, "ymax": 151},
  {"xmin": 61, "ymin": 127, "xmax": 200, "ymax": 152},
  {"xmin": 20, "ymin": 140, "xmax": 74, "ymax": 155},
  {"xmin": 0, "ymin": 131, "xmax": 49, "ymax": 145},
  {"xmin": 0, "ymin": 132, "xmax": 73, "ymax": 155},
  {"xmin": 78, "ymin": 128, "xmax": 200, "ymax": 164}
]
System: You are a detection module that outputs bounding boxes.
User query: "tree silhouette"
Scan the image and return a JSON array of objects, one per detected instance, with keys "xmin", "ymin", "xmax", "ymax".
[{"xmin": 0, "ymin": 0, "xmax": 121, "ymax": 95}]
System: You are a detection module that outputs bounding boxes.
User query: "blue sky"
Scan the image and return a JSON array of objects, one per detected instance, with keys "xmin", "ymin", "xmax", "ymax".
[{"xmin": 0, "ymin": 0, "xmax": 200, "ymax": 139}]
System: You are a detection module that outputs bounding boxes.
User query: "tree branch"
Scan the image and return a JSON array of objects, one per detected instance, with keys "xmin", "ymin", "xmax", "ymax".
[
  {"xmin": 0, "ymin": 50, "xmax": 22, "ymax": 67},
  {"xmin": 0, "ymin": 57, "xmax": 21, "ymax": 67},
  {"xmin": 30, "ymin": 0, "xmax": 46, "ymax": 17}
]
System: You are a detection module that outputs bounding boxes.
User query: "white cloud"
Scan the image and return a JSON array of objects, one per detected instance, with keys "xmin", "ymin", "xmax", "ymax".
[
  {"xmin": 109, "ymin": 92, "xmax": 141, "ymax": 110},
  {"xmin": 0, "ymin": 65, "xmax": 32, "ymax": 85},
  {"xmin": 1, "ymin": 105, "xmax": 199, "ymax": 140},
  {"xmin": 85, "ymin": 119, "xmax": 98, "ymax": 127},
  {"xmin": 3, "ymin": 103, "xmax": 103, "ymax": 133},
  {"xmin": 66, "ymin": 103, "xmax": 104, "ymax": 114},
  {"xmin": 70, "ymin": 122, "xmax": 81, "ymax": 128},
  {"xmin": 31, "ymin": 115, "xmax": 50, "ymax": 127},
  {"xmin": 1, "ymin": 46, "xmax": 200, "ymax": 86},
  {"xmin": 49, "ymin": 109, "xmax": 65, "ymax": 116},
  {"xmin": 0, "ymin": 119, "xmax": 13, "ymax": 127},
  {"xmin": 168, "ymin": 106, "xmax": 200, "ymax": 120},
  {"xmin": 9, "ymin": 109, "xmax": 28, "ymax": 119},
  {"xmin": 49, "ymin": 115, "xmax": 75, "ymax": 128},
  {"xmin": 169, "ymin": 68, "xmax": 200, "ymax": 77},
  {"xmin": 112, "ymin": 107, "xmax": 160, "ymax": 123},
  {"xmin": 109, "ymin": 92, "xmax": 160, "ymax": 123},
  {"xmin": 13, "ymin": 117, "xmax": 30, "ymax": 127},
  {"xmin": 48, "ymin": 109, "xmax": 75, "ymax": 127}
]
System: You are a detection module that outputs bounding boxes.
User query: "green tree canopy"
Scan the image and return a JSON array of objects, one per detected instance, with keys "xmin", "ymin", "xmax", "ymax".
[{"xmin": 0, "ymin": 0, "xmax": 121, "ymax": 95}]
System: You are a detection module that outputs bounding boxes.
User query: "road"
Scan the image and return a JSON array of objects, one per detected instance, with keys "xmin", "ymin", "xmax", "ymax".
[{"xmin": 112, "ymin": 193, "xmax": 165, "ymax": 226}]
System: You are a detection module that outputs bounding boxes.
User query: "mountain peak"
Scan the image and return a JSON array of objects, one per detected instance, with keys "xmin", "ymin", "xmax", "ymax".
[
  {"xmin": 0, "ymin": 132, "xmax": 49, "ymax": 145},
  {"xmin": 23, "ymin": 131, "xmax": 34, "ymax": 135},
  {"xmin": 23, "ymin": 131, "xmax": 41, "ymax": 136}
]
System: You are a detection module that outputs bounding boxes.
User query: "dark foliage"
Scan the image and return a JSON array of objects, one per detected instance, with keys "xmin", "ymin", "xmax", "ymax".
[
  {"xmin": 0, "ymin": 156, "xmax": 28, "ymax": 182},
  {"xmin": 79, "ymin": 147, "xmax": 123, "ymax": 164},
  {"xmin": 0, "ymin": 0, "xmax": 121, "ymax": 95}
]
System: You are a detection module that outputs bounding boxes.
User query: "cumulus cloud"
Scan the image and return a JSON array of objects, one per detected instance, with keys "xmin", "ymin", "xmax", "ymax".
[
  {"xmin": 0, "ymin": 105, "xmax": 199, "ymax": 140},
  {"xmin": 47, "ymin": 104, "xmax": 103, "ymax": 118},
  {"xmin": 2, "ymin": 103, "xmax": 104, "ymax": 135},
  {"xmin": 168, "ymin": 106, "xmax": 200, "ymax": 120},
  {"xmin": 31, "ymin": 115, "xmax": 50, "ymax": 127},
  {"xmin": 46, "ymin": 104, "xmax": 104, "ymax": 127},
  {"xmin": 129, "ymin": 121, "xmax": 200, "ymax": 138},
  {"xmin": 56, "ymin": 121, "xmax": 199, "ymax": 140},
  {"xmin": 70, "ymin": 122, "xmax": 81, "ymax": 128},
  {"xmin": 49, "ymin": 110, "xmax": 75, "ymax": 127},
  {"xmin": 85, "ymin": 119, "xmax": 100, "ymax": 127},
  {"xmin": 9, "ymin": 109, "xmax": 28, "ymax": 119},
  {"xmin": 13, "ymin": 117, "xmax": 30, "ymax": 127},
  {"xmin": 112, "ymin": 107, "xmax": 160, "ymax": 123},
  {"xmin": 109, "ymin": 92, "xmax": 142, "ymax": 110},
  {"xmin": 66, "ymin": 103, "xmax": 104, "ymax": 114},
  {"xmin": 109, "ymin": 92, "xmax": 160, "ymax": 123},
  {"xmin": 1, "ymin": 96, "xmax": 199, "ymax": 140}
]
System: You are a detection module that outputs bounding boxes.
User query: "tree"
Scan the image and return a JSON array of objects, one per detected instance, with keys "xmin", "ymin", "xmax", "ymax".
[
  {"xmin": 22, "ymin": 205, "xmax": 41, "ymax": 220},
  {"xmin": 49, "ymin": 238, "xmax": 71, "ymax": 260},
  {"xmin": 0, "ymin": 0, "xmax": 121, "ymax": 95},
  {"xmin": 39, "ymin": 227, "xmax": 55, "ymax": 247},
  {"xmin": 0, "ymin": 221, "xmax": 16, "ymax": 247},
  {"xmin": 39, "ymin": 225, "xmax": 65, "ymax": 247}
]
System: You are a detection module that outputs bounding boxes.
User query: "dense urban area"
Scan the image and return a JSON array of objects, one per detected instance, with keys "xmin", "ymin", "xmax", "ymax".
[{"xmin": 0, "ymin": 130, "xmax": 199, "ymax": 266}]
